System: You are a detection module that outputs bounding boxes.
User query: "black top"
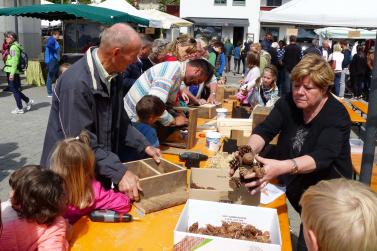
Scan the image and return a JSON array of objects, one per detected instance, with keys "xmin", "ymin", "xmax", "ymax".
[
  {"xmin": 253, "ymin": 94, "xmax": 353, "ymax": 212},
  {"xmin": 282, "ymin": 43, "xmax": 302, "ymax": 72}
]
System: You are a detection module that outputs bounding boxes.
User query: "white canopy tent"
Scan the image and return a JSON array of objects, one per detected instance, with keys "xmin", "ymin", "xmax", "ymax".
[
  {"xmin": 41, "ymin": 0, "xmax": 61, "ymax": 28},
  {"xmin": 315, "ymin": 27, "xmax": 377, "ymax": 40},
  {"xmin": 91, "ymin": 0, "xmax": 162, "ymax": 28},
  {"xmin": 260, "ymin": 0, "xmax": 377, "ymax": 28},
  {"xmin": 139, "ymin": 9, "xmax": 192, "ymax": 29}
]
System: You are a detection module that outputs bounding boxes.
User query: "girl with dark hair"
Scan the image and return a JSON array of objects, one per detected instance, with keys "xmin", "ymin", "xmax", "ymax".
[{"xmin": 0, "ymin": 165, "xmax": 68, "ymax": 250}]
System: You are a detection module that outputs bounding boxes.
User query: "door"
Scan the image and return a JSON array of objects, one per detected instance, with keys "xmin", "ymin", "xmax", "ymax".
[{"xmin": 233, "ymin": 26, "xmax": 244, "ymax": 46}]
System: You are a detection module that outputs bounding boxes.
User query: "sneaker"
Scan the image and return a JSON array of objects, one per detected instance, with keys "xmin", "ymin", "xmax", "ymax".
[
  {"xmin": 26, "ymin": 99, "xmax": 34, "ymax": 111},
  {"xmin": 11, "ymin": 108, "xmax": 24, "ymax": 114},
  {"xmin": 47, "ymin": 95, "xmax": 52, "ymax": 98}
]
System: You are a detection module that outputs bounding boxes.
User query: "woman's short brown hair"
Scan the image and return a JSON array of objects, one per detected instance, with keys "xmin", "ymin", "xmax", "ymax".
[
  {"xmin": 291, "ymin": 54, "xmax": 334, "ymax": 91},
  {"xmin": 10, "ymin": 165, "xmax": 66, "ymax": 226}
]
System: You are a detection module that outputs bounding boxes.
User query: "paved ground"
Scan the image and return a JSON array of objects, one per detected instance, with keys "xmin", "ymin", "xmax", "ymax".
[{"xmin": 0, "ymin": 69, "xmax": 375, "ymax": 250}]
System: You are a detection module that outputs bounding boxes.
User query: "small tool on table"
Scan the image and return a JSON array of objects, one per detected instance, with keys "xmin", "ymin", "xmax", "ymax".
[
  {"xmin": 179, "ymin": 152, "xmax": 208, "ymax": 168},
  {"xmin": 89, "ymin": 210, "xmax": 140, "ymax": 223}
]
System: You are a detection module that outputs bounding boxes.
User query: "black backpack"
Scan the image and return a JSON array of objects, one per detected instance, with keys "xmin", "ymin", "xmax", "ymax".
[{"xmin": 18, "ymin": 49, "xmax": 28, "ymax": 72}]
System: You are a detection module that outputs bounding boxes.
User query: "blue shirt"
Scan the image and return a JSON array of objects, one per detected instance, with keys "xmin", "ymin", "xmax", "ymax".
[{"xmin": 134, "ymin": 122, "xmax": 159, "ymax": 147}]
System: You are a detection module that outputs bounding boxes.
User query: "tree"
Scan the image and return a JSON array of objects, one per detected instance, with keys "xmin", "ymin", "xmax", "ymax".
[{"xmin": 158, "ymin": 0, "xmax": 179, "ymax": 11}]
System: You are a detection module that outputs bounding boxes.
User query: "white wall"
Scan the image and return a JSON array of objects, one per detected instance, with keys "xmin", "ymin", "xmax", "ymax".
[
  {"xmin": 180, "ymin": 0, "xmax": 261, "ymax": 41},
  {"xmin": 0, "ymin": 0, "xmax": 42, "ymax": 59}
]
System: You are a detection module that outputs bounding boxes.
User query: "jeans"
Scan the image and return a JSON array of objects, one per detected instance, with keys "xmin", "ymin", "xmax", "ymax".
[
  {"xmin": 241, "ymin": 57, "xmax": 247, "ymax": 75},
  {"xmin": 7, "ymin": 73, "xmax": 29, "ymax": 109},
  {"xmin": 339, "ymin": 68, "xmax": 349, "ymax": 98},
  {"xmin": 46, "ymin": 58, "xmax": 59, "ymax": 95},
  {"xmin": 334, "ymin": 72, "xmax": 342, "ymax": 96},
  {"xmin": 277, "ymin": 68, "xmax": 286, "ymax": 96},
  {"xmin": 233, "ymin": 58, "xmax": 240, "ymax": 73},
  {"xmin": 226, "ymin": 55, "xmax": 232, "ymax": 72}
]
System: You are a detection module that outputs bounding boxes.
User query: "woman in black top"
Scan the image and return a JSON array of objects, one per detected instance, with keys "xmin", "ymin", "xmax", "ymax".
[{"xmin": 231, "ymin": 54, "xmax": 353, "ymax": 249}]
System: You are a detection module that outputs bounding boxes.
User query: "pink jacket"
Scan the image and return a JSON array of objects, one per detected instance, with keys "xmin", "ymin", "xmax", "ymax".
[
  {"xmin": 0, "ymin": 201, "xmax": 68, "ymax": 251},
  {"xmin": 64, "ymin": 179, "xmax": 131, "ymax": 224}
]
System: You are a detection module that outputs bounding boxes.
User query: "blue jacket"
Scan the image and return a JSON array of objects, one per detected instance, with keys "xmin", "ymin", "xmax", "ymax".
[
  {"xmin": 233, "ymin": 46, "xmax": 241, "ymax": 59},
  {"xmin": 45, "ymin": 36, "xmax": 60, "ymax": 64}
]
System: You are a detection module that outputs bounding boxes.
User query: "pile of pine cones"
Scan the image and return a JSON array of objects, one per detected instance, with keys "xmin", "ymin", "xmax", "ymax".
[
  {"xmin": 229, "ymin": 145, "xmax": 265, "ymax": 185},
  {"xmin": 188, "ymin": 221, "xmax": 271, "ymax": 243}
]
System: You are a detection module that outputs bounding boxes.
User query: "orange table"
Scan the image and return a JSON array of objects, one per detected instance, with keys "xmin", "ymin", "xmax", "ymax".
[
  {"xmin": 70, "ymin": 120, "xmax": 292, "ymax": 251},
  {"xmin": 352, "ymin": 153, "xmax": 377, "ymax": 192}
]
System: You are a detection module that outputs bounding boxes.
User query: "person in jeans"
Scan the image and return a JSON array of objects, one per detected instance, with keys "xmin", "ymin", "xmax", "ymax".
[
  {"xmin": 44, "ymin": 30, "xmax": 60, "ymax": 97},
  {"xmin": 328, "ymin": 43, "xmax": 344, "ymax": 96},
  {"xmin": 224, "ymin": 39, "xmax": 234, "ymax": 73},
  {"xmin": 233, "ymin": 42, "xmax": 241, "ymax": 74},
  {"xmin": 3, "ymin": 32, "xmax": 33, "ymax": 114}
]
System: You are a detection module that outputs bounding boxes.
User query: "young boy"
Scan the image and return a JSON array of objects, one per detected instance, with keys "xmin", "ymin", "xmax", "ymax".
[
  {"xmin": 134, "ymin": 95, "xmax": 165, "ymax": 147},
  {"xmin": 300, "ymin": 178, "xmax": 377, "ymax": 251}
]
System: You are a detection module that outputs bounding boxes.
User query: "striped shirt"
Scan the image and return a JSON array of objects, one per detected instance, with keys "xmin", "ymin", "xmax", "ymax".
[{"xmin": 124, "ymin": 61, "xmax": 186, "ymax": 126}]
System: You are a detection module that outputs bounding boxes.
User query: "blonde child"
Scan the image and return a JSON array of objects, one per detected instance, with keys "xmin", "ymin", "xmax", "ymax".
[
  {"xmin": 0, "ymin": 165, "xmax": 68, "ymax": 250},
  {"xmin": 300, "ymin": 178, "xmax": 377, "ymax": 251},
  {"xmin": 50, "ymin": 131, "xmax": 132, "ymax": 224},
  {"xmin": 248, "ymin": 65, "xmax": 279, "ymax": 108}
]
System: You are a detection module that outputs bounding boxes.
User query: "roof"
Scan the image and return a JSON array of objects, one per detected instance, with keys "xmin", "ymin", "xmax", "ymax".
[{"xmin": 0, "ymin": 4, "xmax": 149, "ymax": 26}]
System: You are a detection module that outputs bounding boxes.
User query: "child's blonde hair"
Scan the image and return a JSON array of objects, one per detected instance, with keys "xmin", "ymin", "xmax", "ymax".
[
  {"xmin": 262, "ymin": 65, "xmax": 278, "ymax": 90},
  {"xmin": 300, "ymin": 178, "xmax": 377, "ymax": 251},
  {"xmin": 50, "ymin": 130, "xmax": 95, "ymax": 209}
]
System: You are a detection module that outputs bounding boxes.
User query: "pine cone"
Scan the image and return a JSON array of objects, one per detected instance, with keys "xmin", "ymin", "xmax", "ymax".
[
  {"xmin": 238, "ymin": 145, "xmax": 252, "ymax": 157},
  {"xmin": 229, "ymin": 156, "xmax": 241, "ymax": 171},
  {"xmin": 242, "ymin": 152, "xmax": 255, "ymax": 165}
]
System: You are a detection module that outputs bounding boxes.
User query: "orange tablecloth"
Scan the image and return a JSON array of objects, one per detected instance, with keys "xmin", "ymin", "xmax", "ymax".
[{"xmin": 70, "ymin": 118, "xmax": 292, "ymax": 251}]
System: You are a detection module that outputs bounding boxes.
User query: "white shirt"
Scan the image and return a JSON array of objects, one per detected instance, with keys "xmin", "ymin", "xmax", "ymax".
[{"xmin": 329, "ymin": 52, "xmax": 344, "ymax": 72}]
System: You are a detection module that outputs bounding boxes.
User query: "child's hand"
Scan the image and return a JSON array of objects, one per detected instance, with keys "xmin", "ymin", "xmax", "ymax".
[
  {"xmin": 239, "ymin": 79, "xmax": 245, "ymax": 84},
  {"xmin": 174, "ymin": 115, "xmax": 188, "ymax": 126}
]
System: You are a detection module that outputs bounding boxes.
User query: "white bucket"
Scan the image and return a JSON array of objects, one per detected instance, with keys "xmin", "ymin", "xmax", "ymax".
[
  {"xmin": 206, "ymin": 131, "xmax": 222, "ymax": 151},
  {"xmin": 216, "ymin": 108, "xmax": 228, "ymax": 119}
]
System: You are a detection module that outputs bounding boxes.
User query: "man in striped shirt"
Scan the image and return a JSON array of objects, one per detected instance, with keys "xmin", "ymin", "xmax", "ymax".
[{"xmin": 124, "ymin": 58, "xmax": 214, "ymax": 126}]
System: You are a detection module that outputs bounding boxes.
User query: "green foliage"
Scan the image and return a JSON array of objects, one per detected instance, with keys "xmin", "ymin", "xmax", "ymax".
[{"xmin": 158, "ymin": 0, "xmax": 180, "ymax": 11}]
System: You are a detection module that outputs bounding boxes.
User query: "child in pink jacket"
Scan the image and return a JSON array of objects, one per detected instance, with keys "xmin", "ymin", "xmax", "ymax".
[
  {"xmin": 50, "ymin": 130, "xmax": 132, "ymax": 224},
  {"xmin": 0, "ymin": 165, "xmax": 68, "ymax": 250}
]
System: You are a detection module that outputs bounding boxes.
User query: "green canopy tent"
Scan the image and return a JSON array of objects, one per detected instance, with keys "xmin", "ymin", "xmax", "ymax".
[{"xmin": 0, "ymin": 4, "xmax": 149, "ymax": 26}]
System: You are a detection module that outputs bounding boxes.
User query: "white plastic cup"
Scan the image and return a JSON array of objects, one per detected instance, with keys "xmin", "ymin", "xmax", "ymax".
[
  {"xmin": 216, "ymin": 108, "xmax": 228, "ymax": 119},
  {"xmin": 206, "ymin": 131, "xmax": 222, "ymax": 151}
]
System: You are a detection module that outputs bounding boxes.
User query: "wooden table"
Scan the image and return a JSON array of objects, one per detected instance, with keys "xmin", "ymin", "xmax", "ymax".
[
  {"xmin": 70, "ymin": 119, "xmax": 292, "ymax": 251},
  {"xmin": 351, "ymin": 153, "xmax": 377, "ymax": 192}
]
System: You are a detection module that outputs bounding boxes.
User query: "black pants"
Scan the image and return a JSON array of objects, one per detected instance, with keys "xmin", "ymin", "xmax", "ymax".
[
  {"xmin": 233, "ymin": 58, "xmax": 240, "ymax": 73},
  {"xmin": 7, "ymin": 73, "xmax": 29, "ymax": 109}
]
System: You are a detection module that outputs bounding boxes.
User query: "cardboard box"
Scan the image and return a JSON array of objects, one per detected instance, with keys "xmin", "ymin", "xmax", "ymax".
[
  {"xmin": 174, "ymin": 199, "xmax": 282, "ymax": 251},
  {"xmin": 189, "ymin": 168, "xmax": 260, "ymax": 206},
  {"xmin": 126, "ymin": 158, "xmax": 187, "ymax": 215}
]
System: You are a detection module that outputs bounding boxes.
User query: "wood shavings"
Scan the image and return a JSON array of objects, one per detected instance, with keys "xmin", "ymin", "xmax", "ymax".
[
  {"xmin": 206, "ymin": 152, "xmax": 235, "ymax": 170},
  {"xmin": 188, "ymin": 221, "xmax": 271, "ymax": 243}
]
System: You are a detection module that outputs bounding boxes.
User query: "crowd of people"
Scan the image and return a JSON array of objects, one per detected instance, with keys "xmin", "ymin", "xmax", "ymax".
[{"xmin": 1, "ymin": 23, "xmax": 377, "ymax": 251}]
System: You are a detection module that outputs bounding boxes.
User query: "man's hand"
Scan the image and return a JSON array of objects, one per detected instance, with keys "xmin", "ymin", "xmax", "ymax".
[
  {"xmin": 207, "ymin": 94, "xmax": 216, "ymax": 104},
  {"xmin": 198, "ymin": 99, "xmax": 207, "ymax": 105},
  {"xmin": 181, "ymin": 91, "xmax": 190, "ymax": 104},
  {"xmin": 118, "ymin": 170, "xmax": 142, "ymax": 201},
  {"xmin": 145, "ymin": 146, "xmax": 161, "ymax": 164},
  {"xmin": 174, "ymin": 114, "xmax": 188, "ymax": 126}
]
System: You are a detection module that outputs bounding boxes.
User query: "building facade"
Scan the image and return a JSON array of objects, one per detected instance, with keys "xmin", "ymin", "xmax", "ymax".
[
  {"xmin": 180, "ymin": 0, "xmax": 260, "ymax": 45},
  {"xmin": 0, "ymin": 0, "xmax": 41, "ymax": 71}
]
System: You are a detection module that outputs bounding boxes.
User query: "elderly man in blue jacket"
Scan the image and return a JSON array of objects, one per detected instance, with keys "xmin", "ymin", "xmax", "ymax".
[{"xmin": 41, "ymin": 24, "xmax": 160, "ymax": 201}]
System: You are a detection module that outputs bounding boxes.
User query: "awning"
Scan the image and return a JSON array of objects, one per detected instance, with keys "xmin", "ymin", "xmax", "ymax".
[
  {"xmin": 0, "ymin": 4, "xmax": 149, "ymax": 26},
  {"xmin": 140, "ymin": 9, "xmax": 192, "ymax": 29},
  {"xmin": 186, "ymin": 17, "xmax": 249, "ymax": 27}
]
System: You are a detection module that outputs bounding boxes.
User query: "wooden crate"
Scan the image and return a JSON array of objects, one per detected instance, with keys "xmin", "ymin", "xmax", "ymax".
[
  {"xmin": 126, "ymin": 158, "xmax": 187, "ymax": 215},
  {"xmin": 217, "ymin": 118, "xmax": 253, "ymax": 138},
  {"xmin": 251, "ymin": 105, "xmax": 278, "ymax": 144},
  {"xmin": 216, "ymin": 84, "xmax": 239, "ymax": 102},
  {"xmin": 159, "ymin": 108, "xmax": 198, "ymax": 149},
  {"xmin": 194, "ymin": 103, "xmax": 222, "ymax": 119}
]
